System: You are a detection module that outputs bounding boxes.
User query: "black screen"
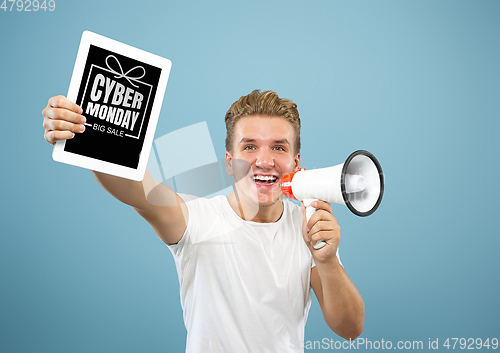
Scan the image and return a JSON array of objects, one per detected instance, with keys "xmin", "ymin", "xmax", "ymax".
[{"xmin": 64, "ymin": 45, "xmax": 162, "ymax": 169}]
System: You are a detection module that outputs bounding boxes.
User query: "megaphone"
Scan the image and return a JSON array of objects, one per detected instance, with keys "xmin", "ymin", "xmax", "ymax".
[{"xmin": 281, "ymin": 150, "xmax": 384, "ymax": 249}]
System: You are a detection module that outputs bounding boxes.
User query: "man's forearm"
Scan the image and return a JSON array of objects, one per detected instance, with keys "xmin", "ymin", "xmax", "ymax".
[
  {"xmin": 92, "ymin": 169, "xmax": 178, "ymax": 211},
  {"xmin": 92, "ymin": 170, "xmax": 148, "ymax": 208},
  {"xmin": 316, "ymin": 258, "xmax": 365, "ymax": 340}
]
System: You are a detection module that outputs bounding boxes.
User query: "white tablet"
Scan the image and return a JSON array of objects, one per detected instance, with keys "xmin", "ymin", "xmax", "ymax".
[{"xmin": 53, "ymin": 30, "xmax": 172, "ymax": 181}]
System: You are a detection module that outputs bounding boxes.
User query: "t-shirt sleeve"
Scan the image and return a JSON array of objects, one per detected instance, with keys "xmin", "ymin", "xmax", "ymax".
[{"xmin": 166, "ymin": 193, "xmax": 198, "ymax": 258}]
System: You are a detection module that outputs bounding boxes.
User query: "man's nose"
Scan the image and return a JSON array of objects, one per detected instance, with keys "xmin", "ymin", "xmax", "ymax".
[{"xmin": 255, "ymin": 149, "xmax": 274, "ymax": 169}]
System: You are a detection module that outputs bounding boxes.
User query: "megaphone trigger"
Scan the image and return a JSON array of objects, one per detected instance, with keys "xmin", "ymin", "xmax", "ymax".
[{"xmin": 302, "ymin": 198, "xmax": 327, "ymax": 250}]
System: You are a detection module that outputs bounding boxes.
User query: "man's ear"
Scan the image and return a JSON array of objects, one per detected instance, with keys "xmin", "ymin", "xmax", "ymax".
[
  {"xmin": 294, "ymin": 152, "xmax": 301, "ymax": 172},
  {"xmin": 225, "ymin": 151, "xmax": 234, "ymax": 176}
]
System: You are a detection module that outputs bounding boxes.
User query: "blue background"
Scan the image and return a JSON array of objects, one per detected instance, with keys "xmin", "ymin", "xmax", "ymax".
[{"xmin": 1, "ymin": 0, "xmax": 499, "ymax": 352}]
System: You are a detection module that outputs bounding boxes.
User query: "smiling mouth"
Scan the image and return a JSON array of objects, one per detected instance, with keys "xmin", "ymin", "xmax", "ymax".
[{"xmin": 252, "ymin": 175, "xmax": 278, "ymax": 185}]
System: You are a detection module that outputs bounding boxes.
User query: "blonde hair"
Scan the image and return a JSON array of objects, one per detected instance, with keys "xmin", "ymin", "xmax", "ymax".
[{"xmin": 225, "ymin": 90, "xmax": 301, "ymax": 154}]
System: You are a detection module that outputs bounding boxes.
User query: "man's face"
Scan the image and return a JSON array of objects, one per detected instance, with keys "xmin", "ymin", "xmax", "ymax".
[{"xmin": 225, "ymin": 115, "xmax": 301, "ymax": 208}]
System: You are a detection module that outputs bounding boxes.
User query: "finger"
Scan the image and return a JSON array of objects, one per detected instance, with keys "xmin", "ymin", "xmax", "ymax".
[
  {"xmin": 44, "ymin": 107, "xmax": 86, "ymax": 125},
  {"xmin": 309, "ymin": 226, "xmax": 340, "ymax": 245},
  {"xmin": 311, "ymin": 199, "xmax": 332, "ymax": 214},
  {"xmin": 307, "ymin": 209, "xmax": 338, "ymax": 232},
  {"xmin": 45, "ymin": 130, "xmax": 75, "ymax": 145},
  {"xmin": 48, "ymin": 95, "xmax": 83, "ymax": 114},
  {"xmin": 309, "ymin": 232, "xmax": 340, "ymax": 249},
  {"xmin": 43, "ymin": 116, "xmax": 86, "ymax": 133},
  {"xmin": 308, "ymin": 220, "xmax": 339, "ymax": 239}
]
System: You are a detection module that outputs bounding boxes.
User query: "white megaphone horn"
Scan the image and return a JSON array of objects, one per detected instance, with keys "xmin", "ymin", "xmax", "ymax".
[{"xmin": 281, "ymin": 150, "xmax": 384, "ymax": 249}]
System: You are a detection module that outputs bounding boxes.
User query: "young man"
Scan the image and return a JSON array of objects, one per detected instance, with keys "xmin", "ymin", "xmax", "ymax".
[{"xmin": 42, "ymin": 90, "xmax": 364, "ymax": 352}]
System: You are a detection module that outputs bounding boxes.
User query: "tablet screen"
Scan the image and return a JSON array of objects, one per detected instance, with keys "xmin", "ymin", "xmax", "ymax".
[{"xmin": 63, "ymin": 44, "xmax": 162, "ymax": 169}]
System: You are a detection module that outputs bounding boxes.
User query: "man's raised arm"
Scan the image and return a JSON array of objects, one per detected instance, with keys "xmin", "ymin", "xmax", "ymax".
[{"xmin": 42, "ymin": 95, "xmax": 187, "ymax": 245}]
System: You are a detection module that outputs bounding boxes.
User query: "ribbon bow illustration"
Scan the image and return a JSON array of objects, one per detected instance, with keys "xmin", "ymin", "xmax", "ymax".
[{"xmin": 105, "ymin": 55, "xmax": 146, "ymax": 88}]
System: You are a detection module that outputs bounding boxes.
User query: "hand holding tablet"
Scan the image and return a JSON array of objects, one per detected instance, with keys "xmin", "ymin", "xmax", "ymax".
[
  {"xmin": 43, "ymin": 96, "xmax": 87, "ymax": 142},
  {"xmin": 51, "ymin": 31, "xmax": 172, "ymax": 181}
]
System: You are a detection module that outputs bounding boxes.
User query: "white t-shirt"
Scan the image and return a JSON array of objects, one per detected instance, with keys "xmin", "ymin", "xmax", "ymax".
[{"xmin": 168, "ymin": 195, "xmax": 315, "ymax": 353}]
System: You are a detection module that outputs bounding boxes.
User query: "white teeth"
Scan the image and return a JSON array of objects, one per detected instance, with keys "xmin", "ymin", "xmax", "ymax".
[{"xmin": 253, "ymin": 175, "xmax": 277, "ymax": 182}]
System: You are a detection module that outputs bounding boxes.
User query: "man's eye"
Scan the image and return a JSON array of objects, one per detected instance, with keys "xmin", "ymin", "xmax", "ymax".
[
  {"xmin": 244, "ymin": 145, "xmax": 256, "ymax": 150},
  {"xmin": 273, "ymin": 146, "xmax": 285, "ymax": 151}
]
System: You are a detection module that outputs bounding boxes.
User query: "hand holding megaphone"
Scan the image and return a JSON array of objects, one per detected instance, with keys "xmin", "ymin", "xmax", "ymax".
[{"xmin": 281, "ymin": 150, "xmax": 384, "ymax": 249}]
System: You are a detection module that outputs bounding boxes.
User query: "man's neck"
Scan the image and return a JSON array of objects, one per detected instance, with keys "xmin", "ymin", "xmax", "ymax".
[{"xmin": 226, "ymin": 193, "xmax": 284, "ymax": 223}]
